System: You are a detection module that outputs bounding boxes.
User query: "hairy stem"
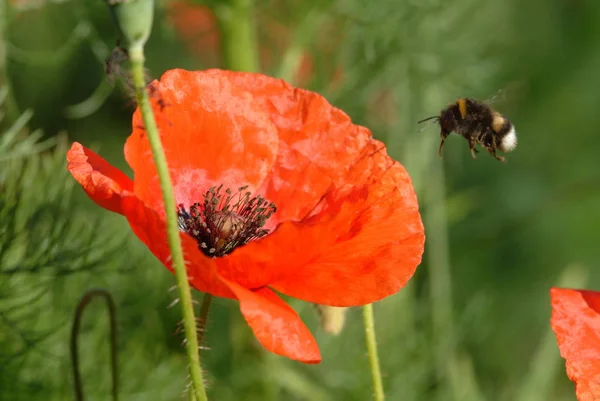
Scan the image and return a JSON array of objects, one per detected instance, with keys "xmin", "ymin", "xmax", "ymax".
[
  {"xmin": 127, "ymin": 44, "xmax": 208, "ymax": 401},
  {"xmin": 363, "ymin": 303, "xmax": 385, "ymax": 401}
]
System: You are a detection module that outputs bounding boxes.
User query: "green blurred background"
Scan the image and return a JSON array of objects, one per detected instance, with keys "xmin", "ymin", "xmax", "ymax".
[{"xmin": 2, "ymin": 0, "xmax": 600, "ymax": 400}]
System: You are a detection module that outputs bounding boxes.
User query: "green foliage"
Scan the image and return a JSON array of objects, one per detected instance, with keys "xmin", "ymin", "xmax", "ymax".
[
  {"xmin": 2, "ymin": 0, "xmax": 600, "ymax": 400},
  {"xmin": 0, "ymin": 108, "xmax": 123, "ymax": 397}
]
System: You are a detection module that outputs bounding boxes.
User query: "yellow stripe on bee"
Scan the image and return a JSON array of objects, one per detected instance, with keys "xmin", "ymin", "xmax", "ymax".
[
  {"xmin": 492, "ymin": 113, "xmax": 505, "ymax": 132},
  {"xmin": 457, "ymin": 98, "xmax": 467, "ymax": 118}
]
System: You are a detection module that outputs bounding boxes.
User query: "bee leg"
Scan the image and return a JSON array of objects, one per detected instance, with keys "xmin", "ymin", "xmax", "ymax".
[
  {"xmin": 493, "ymin": 153, "xmax": 506, "ymax": 163},
  {"xmin": 468, "ymin": 137, "xmax": 478, "ymax": 159},
  {"xmin": 438, "ymin": 132, "xmax": 449, "ymax": 159},
  {"xmin": 485, "ymin": 146, "xmax": 506, "ymax": 163}
]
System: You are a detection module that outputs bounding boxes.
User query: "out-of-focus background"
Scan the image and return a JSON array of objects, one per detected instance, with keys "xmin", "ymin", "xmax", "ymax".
[{"xmin": 2, "ymin": 0, "xmax": 600, "ymax": 400}]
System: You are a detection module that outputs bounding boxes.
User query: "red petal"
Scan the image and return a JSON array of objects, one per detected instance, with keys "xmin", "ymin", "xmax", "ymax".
[
  {"xmin": 120, "ymin": 195, "xmax": 234, "ymax": 299},
  {"xmin": 217, "ymin": 141, "xmax": 424, "ymax": 305},
  {"xmin": 66, "ymin": 142, "xmax": 133, "ymax": 214},
  {"xmin": 219, "ymin": 277, "xmax": 321, "ymax": 363},
  {"xmin": 223, "ymin": 70, "xmax": 374, "ymax": 227},
  {"xmin": 124, "ymin": 69, "xmax": 279, "ymax": 217},
  {"xmin": 125, "ymin": 69, "xmax": 380, "ymax": 228},
  {"xmin": 551, "ymin": 287, "xmax": 600, "ymax": 400},
  {"xmin": 71, "ymin": 70, "xmax": 423, "ymax": 310}
]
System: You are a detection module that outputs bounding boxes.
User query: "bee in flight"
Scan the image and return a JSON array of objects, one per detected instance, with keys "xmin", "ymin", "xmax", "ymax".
[{"xmin": 418, "ymin": 98, "xmax": 518, "ymax": 162}]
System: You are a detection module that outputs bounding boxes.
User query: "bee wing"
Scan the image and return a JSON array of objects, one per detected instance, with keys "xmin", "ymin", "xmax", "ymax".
[
  {"xmin": 484, "ymin": 89, "xmax": 510, "ymax": 106},
  {"xmin": 484, "ymin": 82, "xmax": 526, "ymax": 106}
]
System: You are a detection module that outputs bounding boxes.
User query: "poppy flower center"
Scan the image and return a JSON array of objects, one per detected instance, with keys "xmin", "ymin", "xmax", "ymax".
[{"xmin": 177, "ymin": 185, "xmax": 277, "ymax": 257}]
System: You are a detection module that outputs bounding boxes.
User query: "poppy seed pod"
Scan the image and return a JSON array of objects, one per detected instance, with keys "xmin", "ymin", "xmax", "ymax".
[{"xmin": 107, "ymin": 0, "xmax": 154, "ymax": 48}]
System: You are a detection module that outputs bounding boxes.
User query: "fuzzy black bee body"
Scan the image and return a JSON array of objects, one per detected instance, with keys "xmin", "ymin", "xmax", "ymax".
[{"xmin": 419, "ymin": 98, "xmax": 518, "ymax": 162}]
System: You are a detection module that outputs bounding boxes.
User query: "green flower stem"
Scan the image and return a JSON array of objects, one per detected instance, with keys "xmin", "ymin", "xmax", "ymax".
[
  {"xmin": 127, "ymin": 44, "xmax": 208, "ymax": 401},
  {"xmin": 216, "ymin": 0, "xmax": 259, "ymax": 72},
  {"xmin": 363, "ymin": 303, "xmax": 385, "ymax": 401}
]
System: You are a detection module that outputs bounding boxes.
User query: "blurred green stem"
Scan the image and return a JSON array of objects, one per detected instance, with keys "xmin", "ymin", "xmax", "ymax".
[
  {"xmin": 363, "ymin": 303, "xmax": 385, "ymax": 401},
  {"xmin": 275, "ymin": 10, "xmax": 326, "ymax": 85},
  {"xmin": 197, "ymin": 293, "xmax": 213, "ymax": 346},
  {"xmin": 216, "ymin": 0, "xmax": 259, "ymax": 72},
  {"xmin": 70, "ymin": 289, "xmax": 118, "ymax": 401},
  {"xmin": 0, "ymin": 0, "xmax": 21, "ymax": 123},
  {"xmin": 424, "ymin": 158, "xmax": 456, "ymax": 386},
  {"xmin": 128, "ymin": 44, "xmax": 208, "ymax": 401}
]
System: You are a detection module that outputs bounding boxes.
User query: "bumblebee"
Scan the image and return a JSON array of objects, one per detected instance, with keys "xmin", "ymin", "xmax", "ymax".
[{"xmin": 418, "ymin": 98, "xmax": 518, "ymax": 162}]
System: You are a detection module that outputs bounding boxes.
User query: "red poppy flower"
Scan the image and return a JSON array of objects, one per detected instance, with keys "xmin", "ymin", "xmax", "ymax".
[
  {"xmin": 551, "ymin": 287, "xmax": 600, "ymax": 400},
  {"xmin": 67, "ymin": 69, "xmax": 424, "ymax": 363}
]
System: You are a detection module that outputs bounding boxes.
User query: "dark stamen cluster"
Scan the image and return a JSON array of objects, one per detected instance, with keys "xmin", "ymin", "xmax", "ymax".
[{"xmin": 177, "ymin": 185, "xmax": 277, "ymax": 257}]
